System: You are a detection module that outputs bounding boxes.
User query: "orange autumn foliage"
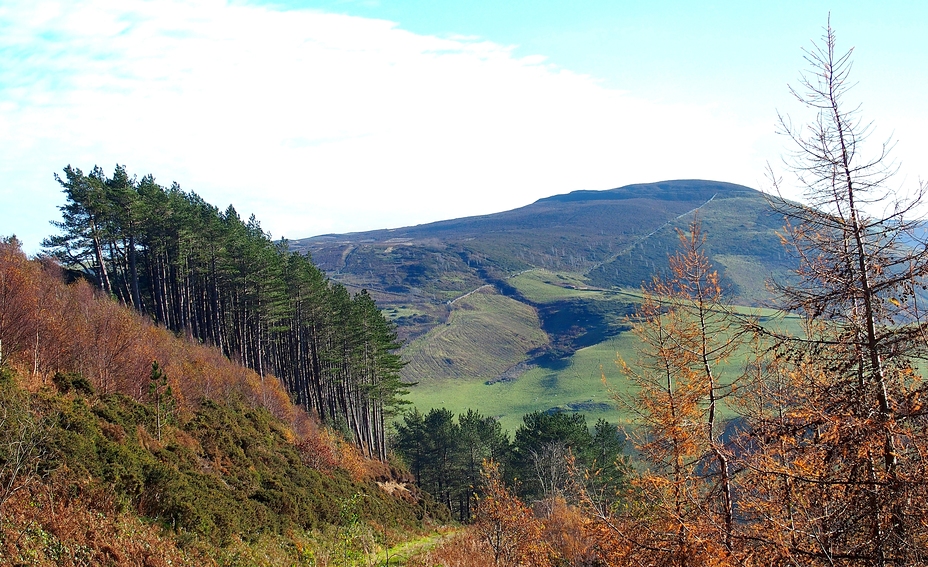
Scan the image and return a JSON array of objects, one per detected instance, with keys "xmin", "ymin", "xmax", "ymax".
[
  {"xmin": 0, "ymin": 239, "xmax": 287, "ymax": 417},
  {"xmin": 474, "ymin": 460, "xmax": 548, "ymax": 567},
  {"xmin": 607, "ymin": 220, "xmax": 743, "ymax": 565},
  {"xmin": 0, "ymin": 238, "xmax": 392, "ymax": 483}
]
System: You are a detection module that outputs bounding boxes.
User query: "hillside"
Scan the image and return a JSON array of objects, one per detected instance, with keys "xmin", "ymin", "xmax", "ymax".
[
  {"xmin": 292, "ymin": 181, "xmax": 790, "ymax": 336},
  {"xmin": 290, "ymin": 180, "xmax": 782, "ymax": 302},
  {"xmin": 0, "ymin": 239, "xmax": 440, "ymax": 565},
  {"xmin": 291, "ymin": 180, "xmax": 794, "ymax": 409}
]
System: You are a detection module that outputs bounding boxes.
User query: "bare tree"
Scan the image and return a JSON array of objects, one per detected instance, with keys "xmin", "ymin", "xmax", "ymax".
[
  {"xmin": 752, "ymin": 18, "xmax": 928, "ymax": 565},
  {"xmin": 530, "ymin": 440, "xmax": 571, "ymax": 501}
]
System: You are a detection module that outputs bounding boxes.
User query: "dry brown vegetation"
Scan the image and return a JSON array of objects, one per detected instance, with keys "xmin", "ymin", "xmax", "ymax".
[
  {"xmin": 0, "ymin": 239, "xmax": 294, "ymax": 421},
  {"xmin": 0, "ymin": 239, "xmax": 434, "ymax": 565}
]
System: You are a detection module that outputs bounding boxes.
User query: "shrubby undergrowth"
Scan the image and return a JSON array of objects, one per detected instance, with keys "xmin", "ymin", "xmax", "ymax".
[
  {"xmin": 0, "ymin": 367, "xmax": 441, "ymax": 565},
  {"xmin": 0, "ymin": 240, "xmax": 441, "ymax": 565}
]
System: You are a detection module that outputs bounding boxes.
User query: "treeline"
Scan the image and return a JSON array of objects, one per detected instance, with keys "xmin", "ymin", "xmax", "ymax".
[
  {"xmin": 41, "ymin": 165, "xmax": 406, "ymax": 459},
  {"xmin": 393, "ymin": 407, "xmax": 627, "ymax": 522}
]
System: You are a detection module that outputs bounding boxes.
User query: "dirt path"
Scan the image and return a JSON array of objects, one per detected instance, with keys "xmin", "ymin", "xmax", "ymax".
[{"xmin": 588, "ymin": 192, "xmax": 719, "ymax": 272}]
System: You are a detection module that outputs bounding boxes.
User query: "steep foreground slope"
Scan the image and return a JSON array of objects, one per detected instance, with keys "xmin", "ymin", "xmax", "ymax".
[{"xmin": 0, "ymin": 241, "xmax": 441, "ymax": 566}]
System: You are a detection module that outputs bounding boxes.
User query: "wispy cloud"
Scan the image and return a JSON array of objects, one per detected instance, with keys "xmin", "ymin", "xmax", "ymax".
[{"xmin": 0, "ymin": 0, "xmax": 767, "ymax": 249}]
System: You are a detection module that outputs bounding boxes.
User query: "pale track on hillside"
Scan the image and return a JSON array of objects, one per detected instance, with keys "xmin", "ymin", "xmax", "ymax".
[
  {"xmin": 586, "ymin": 192, "xmax": 718, "ymax": 273},
  {"xmin": 331, "ymin": 193, "xmax": 719, "ymax": 306},
  {"xmin": 447, "ymin": 283, "xmax": 494, "ymax": 305}
]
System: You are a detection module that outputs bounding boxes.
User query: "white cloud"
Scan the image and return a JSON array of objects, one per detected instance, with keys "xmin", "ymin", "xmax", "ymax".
[{"xmin": 1, "ymin": 0, "xmax": 772, "ymax": 250}]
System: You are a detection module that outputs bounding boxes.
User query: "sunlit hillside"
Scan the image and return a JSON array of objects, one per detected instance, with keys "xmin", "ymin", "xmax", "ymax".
[{"xmin": 0, "ymin": 239, "xmax": 439, "ymax": 565}]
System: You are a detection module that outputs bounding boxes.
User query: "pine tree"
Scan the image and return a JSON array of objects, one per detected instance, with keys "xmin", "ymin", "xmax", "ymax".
[
  {"xmin": 43, "ymin": 166, "xmax": 115, "ymax": 294},
  {"xmin": 43, "ymin": 166, "xmax": 408, "ymax": 457}
]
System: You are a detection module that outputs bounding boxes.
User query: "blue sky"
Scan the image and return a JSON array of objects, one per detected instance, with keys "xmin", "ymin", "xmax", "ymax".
[{"xmin": 2, "ymin": 0, "xmax": 926, "ymax": 252}]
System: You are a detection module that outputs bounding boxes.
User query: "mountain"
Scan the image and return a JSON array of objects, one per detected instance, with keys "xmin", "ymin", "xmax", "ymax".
[
  {"xmin": 293, "ymin": 180, "xmax": 790, "ymax": 331},
  {"xmin": 291, "ymin": 180, "xmax": 791, "ymax": 430},
  {"xmin": 290, "ymin": 180, "xmax": 790, "ymax": 427}
]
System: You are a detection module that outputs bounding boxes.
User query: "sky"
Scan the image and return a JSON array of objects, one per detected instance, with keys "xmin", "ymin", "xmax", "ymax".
[{"xmin": 2, "ymin": 0, "xmax": 927, "ymax": 253}]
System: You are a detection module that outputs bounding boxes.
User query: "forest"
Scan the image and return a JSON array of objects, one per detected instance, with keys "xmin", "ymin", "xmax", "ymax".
[{"xmin": 393, "ymin": 408, "xmax": 628, "ymax": 523}]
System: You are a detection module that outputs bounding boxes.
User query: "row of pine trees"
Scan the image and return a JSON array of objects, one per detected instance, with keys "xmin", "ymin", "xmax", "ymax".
[{"xmin": 42, "ymin": 165, "xmax": 407, "ymax": 459}]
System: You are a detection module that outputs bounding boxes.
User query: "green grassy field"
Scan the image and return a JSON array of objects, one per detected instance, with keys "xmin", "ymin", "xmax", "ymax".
[
  {"xmin": 402, "ymin": 268, "xmax": 804, "ymax": 434},
  {"xmin": 406, "ymin": 332, "xmax": 638, "ymax": 433},
  {"xmin": 508, "ymin": 269, "xmax": 644, "ymax": 304},
  {"xmin": 405, "ymin": 322, "xmax": 800, "ymax": 434}
]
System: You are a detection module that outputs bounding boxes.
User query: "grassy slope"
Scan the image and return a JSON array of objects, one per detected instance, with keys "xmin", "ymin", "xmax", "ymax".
[
  {"xmin": 403, "ymin": 272, "xmax": 633, "ymax": 432},
  {"xmin": 404, "ymin": 270, "xmax": 803, "ymax": 434},
  {"xmin": 408, "ymin": 333, "xmax": 641, "ymax": 434},
  {"xmin": 401, "ymin": 287, "xmax": 548, "ymax": 382}
]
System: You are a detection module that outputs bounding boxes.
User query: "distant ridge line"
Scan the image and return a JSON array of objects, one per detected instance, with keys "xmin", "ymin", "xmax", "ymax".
[
  {"xmin": 295, "ymin": 180, "xmax": 760, "ymax": 243},
  {"xmin": 535, "ymin": 179, "xmax": 754, "ymax": 205}
]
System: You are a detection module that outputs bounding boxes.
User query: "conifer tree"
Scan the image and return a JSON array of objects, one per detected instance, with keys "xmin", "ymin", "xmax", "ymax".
[
  {"xmin": 43, "ymin": 166, "xmax": 408, "ymax": 457},
  {"xmin": 43, "ymin": 166, "xmax": 115, "ymax": 295}
]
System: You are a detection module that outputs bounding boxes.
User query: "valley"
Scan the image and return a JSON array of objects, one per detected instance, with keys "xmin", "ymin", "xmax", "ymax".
[{"xmin": 291, "ymin": 180, "xmax": 797, "ymax": 430}]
